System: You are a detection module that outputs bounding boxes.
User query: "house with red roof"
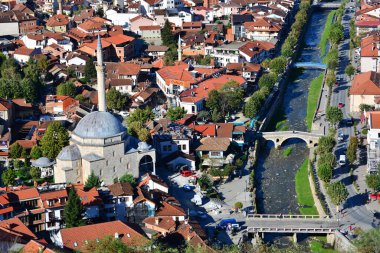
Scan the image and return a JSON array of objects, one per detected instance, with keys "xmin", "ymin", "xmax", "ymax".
[
  {"xmin": 45, "ymin": 95, "xmax": 78, "ymax": 116},
  {"xmin": 350, "ymin": 71, "xmax": 380, "ymax": 112},
  {"xmin": 238, "ymin": 40, "xmax": 275, "ymax": 63},
  {"xmin": 0, "ymin": 217, "xmax": 38, "ymax": 249},
  {"xmin": 179, "ymin": 74, "xmax": 246, "ymax": 114},
  {"xmin": 140, "ymin": 25, "xmax": 162, "ymax": 45},
  {"xmin": 13, "ymin": 46, "xmax": 40, "ymax": 64},
  {"xmin": 360, "ymin": 32, "xmax": 380, "ymax": 72},
  {"xmin": 54, "ymin": 220, "xmax": 148, "ymax": 251},
  {"xmin": 46, "ymin": 14, "xmax": 70, "ymax": 33},
  {"xmin": 365, "ymin": 111, "xmax": 380, "ymax": 173}
]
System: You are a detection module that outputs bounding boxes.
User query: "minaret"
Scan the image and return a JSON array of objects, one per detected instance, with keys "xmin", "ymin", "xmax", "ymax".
[
  {"xmin": 96, "ymin": 35, "xmax": 106, "ymax": 112},
  {"xmin": 177, "ymin": 35, "xmax": 182, "ymax": 62},
  {"xmin": 57, "ymin": 0, "xmax": 63, "ymax": 15}
]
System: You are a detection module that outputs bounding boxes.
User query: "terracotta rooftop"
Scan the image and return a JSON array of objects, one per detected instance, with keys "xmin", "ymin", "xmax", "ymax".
[
  {"xmin": 139, "ymin": 25, "xmax": 161, "ymax": 30},
  {"xmin": 155, "ymin": 201, "xmax": 186, "ymax": 217},
  {"xmin": 108, "ymin": 182, "xmax": 134, "ymax": 196},
  {"xmin": 14, "ymin": 46, "xmax": 35, "ymax": 56},
  {"xmin": 196, "ymin": 137, "xmax": 231, "ymax": 151},
  {"xmin": 0, "ymin": 217, "xmax": 37, "ymax": 243},
  {"xmin": 350, "ymin": 71, "xmax": 380, "ymax": 95},
  {"xmin": 103, "ymin": 34, "xmax": 134, "ymax": 45},
  {"xmin": 369, "ymin": 111, "xmax": 380, "ymax": 129},
  {"xmin": 239, "ymin": 40, "xmax": 275, "ymax": 58},
  {"xmin": 46, "ymin": 14, "xmax": 70, "ymax": 27},
  {"xmin": 60, "ymin": 220, "xmax": 148, "ymax": 251}
]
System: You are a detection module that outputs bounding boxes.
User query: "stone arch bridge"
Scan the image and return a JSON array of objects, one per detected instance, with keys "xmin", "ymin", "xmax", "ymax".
[{"xmin": 258, "ymin": 131, "xmax": 324, "ymax": 148}]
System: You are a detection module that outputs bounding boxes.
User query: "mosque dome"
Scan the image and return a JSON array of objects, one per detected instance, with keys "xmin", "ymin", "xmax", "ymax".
[{"xmin": 73, "ymin": 111, "xmax": 124, "ymax": 139}]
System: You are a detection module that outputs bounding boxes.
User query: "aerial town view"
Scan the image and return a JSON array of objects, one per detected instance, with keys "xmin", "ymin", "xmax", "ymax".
[{"xmin": 0, "ymin": 0, "xmax": 379, "ymax": 252}]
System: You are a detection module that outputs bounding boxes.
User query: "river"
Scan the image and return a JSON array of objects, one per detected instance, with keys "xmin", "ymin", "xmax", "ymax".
[{"xmin": 256, "ymin": 10, "xmax": 330, "ymax": 215}]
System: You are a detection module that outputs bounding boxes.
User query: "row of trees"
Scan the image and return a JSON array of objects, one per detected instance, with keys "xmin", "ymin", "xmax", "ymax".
[{"xmin": 244, "ymin": 0, "xmax": 312, "ymax": 119}]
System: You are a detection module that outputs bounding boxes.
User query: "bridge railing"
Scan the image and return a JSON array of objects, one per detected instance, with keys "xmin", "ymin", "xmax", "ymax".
[
  {"xmin": 247, "ymin": 214, "xmax": 330, "ymax": 219},
  {"xmin": 246, "ymin": 227, "xmax": 336, "ymax": 233}
]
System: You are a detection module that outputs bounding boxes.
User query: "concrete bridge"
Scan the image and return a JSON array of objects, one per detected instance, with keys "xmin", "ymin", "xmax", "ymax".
[
  {"xmin": 246, "ymin": 214, "xmax": 338, "ymax": 242},
  {"xmin": 293, "ymin": 62, "xmax": 327, "ymax": 69},
  {"xmin": 258, "ymin": 131, "xmax": 324, "ymax": 148}
]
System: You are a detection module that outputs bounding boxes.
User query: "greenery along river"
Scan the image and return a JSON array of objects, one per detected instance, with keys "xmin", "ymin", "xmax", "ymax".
[{"xmin": 255, "ymin": 10, "xmax": 331, "ymax": 215}]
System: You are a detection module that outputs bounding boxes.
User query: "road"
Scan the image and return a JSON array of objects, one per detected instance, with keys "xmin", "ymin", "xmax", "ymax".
[{"xmin": 327, "ymin": 1, "xmax": 376, "ymax": 231}]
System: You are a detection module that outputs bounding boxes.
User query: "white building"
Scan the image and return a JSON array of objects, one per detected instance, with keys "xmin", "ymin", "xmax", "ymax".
[{"xmin": 367, "ymin": 111, "xmax": 380, "ymax": 173}]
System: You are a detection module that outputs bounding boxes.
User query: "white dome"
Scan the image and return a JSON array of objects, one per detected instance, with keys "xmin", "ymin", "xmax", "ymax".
[{"xmin": 73, "ymin": 111, "xmax": 124, "ymax": 139}]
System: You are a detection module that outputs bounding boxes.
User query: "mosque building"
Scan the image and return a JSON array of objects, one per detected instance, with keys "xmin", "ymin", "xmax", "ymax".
[{"xmin": 54, "ymin": 36, "xmax": 156, "ymax": 185}]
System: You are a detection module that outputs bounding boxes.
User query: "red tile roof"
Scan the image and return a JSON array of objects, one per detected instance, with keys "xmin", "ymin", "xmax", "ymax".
[
  {"xmin": 139, "ymin": 25, "xmax": 161, "ymax": 30},
  {"xmin": 7, "ymin": 188, "xmax": 40, "ymax": 202},
  {"xmin": 14, "ymin": 46, "xmax": 34, "ymax": 56},
  {"xmin": 369, "ymin": 111, "xmax": 380, "ymax": 129},
  {"xmin": 155, "ymin": 201, "xmax": 186, "ymax": 217},
  {"xmin": 350, "ymin": 71, "xmax": 380, "ymax": 95},
  {"xmin": 21, "ymin": 239, "xmax": 56, "ymax": 253},
  {"xmin": 60, "ymin": 221, "xmax": 148, "ymax": 251},
  {"xmin": 239, "ymin": 40, "xmax": 275, "ymax": 58},
  {"xmin": 0, "ymin": 217, "xmax": 37, "ymax": 243},
  {"xmin": 103, "ymin": 34, "xmax": 134, "ymax": 45},
  {"xmin": 46, "ymin": 14, "xmax": 70, "ymax": 27}
]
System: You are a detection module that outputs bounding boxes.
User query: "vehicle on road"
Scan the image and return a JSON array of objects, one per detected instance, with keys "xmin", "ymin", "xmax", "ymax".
[
  {"xmin": 338, "ymin": 103, "xmax": 344, "ymax": 108},
  {"xmin": 197, "ymin": 211, "xmax": 207, "ymax": 219},
  {"xmin": 338, "ymin": 131, "xmax": 344, "ymax": 142},
  {"xmin": 183, "ymin": 184, "xmax": 192, "ymax": 191},
  {"xmin": 339, "ymin": 155, "xmax": 346, "ymax": 166},
  {"xmin": 369, "ymin": 193, "xmax": 380, "ymax": 200},
  {"xmin": 217, "ymin": 218, "xmax": 238, "ymax": 230},
  {"xmin": 335, "ymin": 82, "xmax": 339, "ymax": 87},
  {"xmin": 180, "ymin": 169, "xmax": 193, "ymax": 177}
]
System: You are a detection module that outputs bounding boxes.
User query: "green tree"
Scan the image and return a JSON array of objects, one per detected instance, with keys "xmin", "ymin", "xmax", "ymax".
[
  {"xmin": 317, "ymin": 136, "xmax": 336, "ymax": 154},
  {"xmin": 234, "ymin": 201, "xmax": 243, "ymax": 210},
  {"xmin": 327, "ymin": 58, "xmax": 339, "ymax": 70},
  {"xmin": 126, "ymin": 107, "xmax": 154, "ymax": 126},
  {"xmin": 75, "ymin": 94, "xmax": 87, "ymax": 103},
  {"xmin": 206, "ymin": 90, "xmax": 221, "ymax": 112},
  {"xmin": 9, "ymin": 143, "xmax": 23, "ymax": 159},
  {"xmin": 345, "ymin": 64, "xmax": 355, "ymax": 80},
  {"xmin": 64, "ymin": 187, "xmax": 85, "ymax": 228},
  {"xmin": 119, "ymin": 173, "xmax": 137, "ymax": 186},
  {"xmin": 30, "ymin": 146, "xmax": 43, "ymax": 160},
  {"xmin": 85, "ymin": 171, "xmax": 101, "ymax": 189},
  {"xmin": 21, "ymin": 147, "xmax": 27, "ymax": 159},
  {"xmin": 57, "ymin": 81, "xmax": 76, "ymax": 97},
  {"xmin": 346, "ymin": 137, "xmax": 358, "ymax": 165},
  {"xmin": 161, "ymin": 20, "xmax": 175, "ymax": 47},
  {"xmin": 21, "ymin": 78, "xmax": 38, "ymax": 103},
  {"xmin": 326, "ymin": 106, "xmax": 343, "ymax": 127},
  {"xmin": 166, "ymin": 107, "xmax": 186, "ymax": 121},
  {"xmin": 281, "ymin": 40, "xmax": 294, "ymax": 58},
  {"xmin": 318, "ymin": 153, "xmax": 336, "ymax": 168},
  {"xmin": 329, "ymin": 23, "xmax": 344, "ymax": 45},
  {"xmin": 365, "ymin": 174, "xmax": 380, "ymax": 192},
  {"xmin": 268, "ymin": 56, "xmax": 287, "ymax": 74},
  {"xmin": 244, "ymin": 91, "xmax": 265, "ymax": 118},
  {"xmin": 258, "ymin": 73, "xmax": 277, "ymax": 90},
  {"xmin": 30, "ymin": 167, "xmax": 41, "ymax": 179},
  {"xmin": 354, "ymin": 227, "xmax": 380, "ymax": 253},
  {"xmin": 37, "ymin": 56, "xmax": 49, "ymax": 73},
  {"xmin": 2, "ymin": 169, "xmax": 16, "ymax": 186},
  {"xmin": 40, "ymin": 122, "xmax": 70, "ymax": 159},
  {"xmin": 95, "ymin": 7, "xmax": 104, "ymax": 17},
  {"xmin": 325, "ymin": 71, "xmax": 336, "ymax": 88},
  {"xmin": 261, "ymin": 59, "xmax": 271, "ymax": 69},
  {"xmin": 106, "ymin": 88, "xmax": 128, "ymax": 111},
  {"xmin": 0, "ymin": 63, "xmax": 22, "ymax": 99},
  {"xmin": 137, "ymin": 128, "xmax": 151, "ymax": 142},
  {"xmin": 211, "ymin": 110, "xmax": 222, "ymax": 122},
  {"xmin": 359, "ymin": 104, "xmax": 372, "ymax": 113},
  {"xmin": 327, "ymin": 181, "xmax": 348, "ymax": 206},
  {"xmin": 85, "ymin": 236, "xmax": 134, "ymax": 253},
  {"xmin": 84, "ymin": 58, "xmax": 96, "ymax": 81},
  {"xmin": 196, "ymin": 111, "xmax": 209, "ymax": 122},
  {"xmin": 317, "ymin": 163, "xmax": 333, "ymax": 183}
]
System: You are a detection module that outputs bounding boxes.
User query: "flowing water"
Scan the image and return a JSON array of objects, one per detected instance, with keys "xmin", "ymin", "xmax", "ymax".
[{"xmin": 256, "ymin": 11, "xmax": 330, "ymax": 214}]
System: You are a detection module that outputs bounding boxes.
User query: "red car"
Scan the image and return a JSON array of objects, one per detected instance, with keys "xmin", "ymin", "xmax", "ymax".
[
  {"xmin": 180, "ymin": 170, "xmax": 193, "ymax": 177},
  {"xmin": 338, "ymin": 103, "xmax": 344, "ymax": 108},
  {"xmin": 335, "ymin": 82, "xmax": 339, "ymax": 87},
  {"xmin": 370, "ymin": 193, "xmax": 380, "ymax": 200}
]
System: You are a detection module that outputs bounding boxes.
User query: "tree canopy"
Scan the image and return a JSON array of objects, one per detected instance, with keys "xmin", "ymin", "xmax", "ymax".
[
  {"xmin": 64, "ymin": 187, "xmax": 85, "ymax": 228},
  {"xmin": 106, "ymin": 88, "xmax": 128, "ymax": 111},
  {"xmin": 84, "ymin": 58, "xmax": 96, "ymax": 81},
  {"xmin": 85, "ymin": 171, "xmax": 101, "ymax": 189},
  {"xmin": 30, "ymin": 167, "xmax": 41, "ymax": 179},
  {"xmin": 354, "ymin": 227, "xmax": 380, "ymax": 253},
  {"xmin": 326, "ymin": 106, "xmax": 343, "ymax": 127},
  {"xmin": 126, "ymin": 107, "xmax": 154, "ymax": 126},
  {"xmin": 166, "ymin": 107, "xmax": 186, "ymax": 121},
  {"xmin": 119, "ymin": 173, "xmax": 137, "ymax": 186},
  {"xmin": 30, "ymin": 146, "xmax": 43, "ymax": 160},
  {"xmin": 161, "ymin": 20, "xmax": 175, "ymax": 47},
  {"xmin": 2, "ymin": 169, "xmax": 16, "ymax": 186},
  {"xmin": 365, "ymin": 174, "xmax": 380, "ymax": 192},
  {"xmin": 40, "ymin": 122, "xmax": 70, "ymax": 159},
  {"xmin": 346, "ymin": 137, "xmax": 358, "ymax": 165},
  {"xmin": 9, "ymin": 143, "xmax": 23, "ymax": 159},
  {"xmin": 345, "ymin": 64, "xmax": 355, "ymax": 79},
  {"xmin": 327, "ymin": 181, "xmax": 348, "ymax": 206},
  {"xmin": 57, "ymin": 81, "xmax": 77, "ymax": 98}
]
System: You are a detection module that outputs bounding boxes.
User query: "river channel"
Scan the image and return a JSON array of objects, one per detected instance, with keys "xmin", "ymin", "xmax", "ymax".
[{"xmin": 255, "ymin": 10, "xmax": 330, "ymax": 214}]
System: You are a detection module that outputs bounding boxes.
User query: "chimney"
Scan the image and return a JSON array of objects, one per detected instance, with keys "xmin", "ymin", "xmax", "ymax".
[
  {"xmin": 114, "ymin": 232, "xmax": 119, "ymax": 238},
  {"xmin": 155, "ymin": 217, "xmax": 160, "ymax": 225}
]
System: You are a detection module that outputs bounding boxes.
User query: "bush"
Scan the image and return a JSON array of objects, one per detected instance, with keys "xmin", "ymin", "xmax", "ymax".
[{"xmin": 234, "ymin": 202, "xmax": 243, "ymax": 209}]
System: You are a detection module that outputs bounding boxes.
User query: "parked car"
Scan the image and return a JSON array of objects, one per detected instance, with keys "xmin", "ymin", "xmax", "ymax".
[
  {"xmin": 338, "ymin": 103, "xmax": 344, "ymax": 108},
  {"xmin": 180, "ymin": 170, "xmax": 193, "ymax": 177},
  {"xmin": 217, "ymin": 218, "xmax": 237, "ymax": 230},
  {"xmin": 337, "ymin": 131, "xmax": 344, "ymax": 142},
  {"xmin": 369, "ymin": 193, "xmax": 380, "ymax": 200},
  {"xmin": 183, "ymin": 184, "xmax": 192, "ymax": 191}
]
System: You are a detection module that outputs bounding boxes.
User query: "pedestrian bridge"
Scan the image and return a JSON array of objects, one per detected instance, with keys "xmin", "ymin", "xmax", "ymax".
[
  {"xmin": 258, "ymin": 131, "xmax": 324, "ymax": 148},
  {"xmin": 246, "ymin": 214, "xmax": 338, "ymax": 234},
  {"xmin": 293, "ymin": 62, "xmax": 327, "ymax": 69},
  {"xmin": 312, "ymin": 0, "xmax": 341, "ymax": 8}
]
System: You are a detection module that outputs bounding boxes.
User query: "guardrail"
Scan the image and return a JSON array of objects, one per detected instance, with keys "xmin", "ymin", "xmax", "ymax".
[
  {"xmin": 246, "ymin": 227, "xmax": 336, "ymax": 233},
  {"xmin": 246, "ymin": 214, "xmax": 331, "ymax": 219}
]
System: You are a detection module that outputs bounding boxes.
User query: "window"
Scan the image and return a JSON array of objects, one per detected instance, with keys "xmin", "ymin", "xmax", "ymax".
[
  {"xmin": 210, "ymin": 151, "xmax": 221, "ymax": 157},
  {"xmin": 113, "ymin": 167, "xmax": 116, "ymax": 173},
  {"xmin": 100, "ymin": 169, "xmax": 103, "ymax": 176},
  {"xmin": 182, "ymin": 144, "xmax": 186, "ymax": 150}
]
